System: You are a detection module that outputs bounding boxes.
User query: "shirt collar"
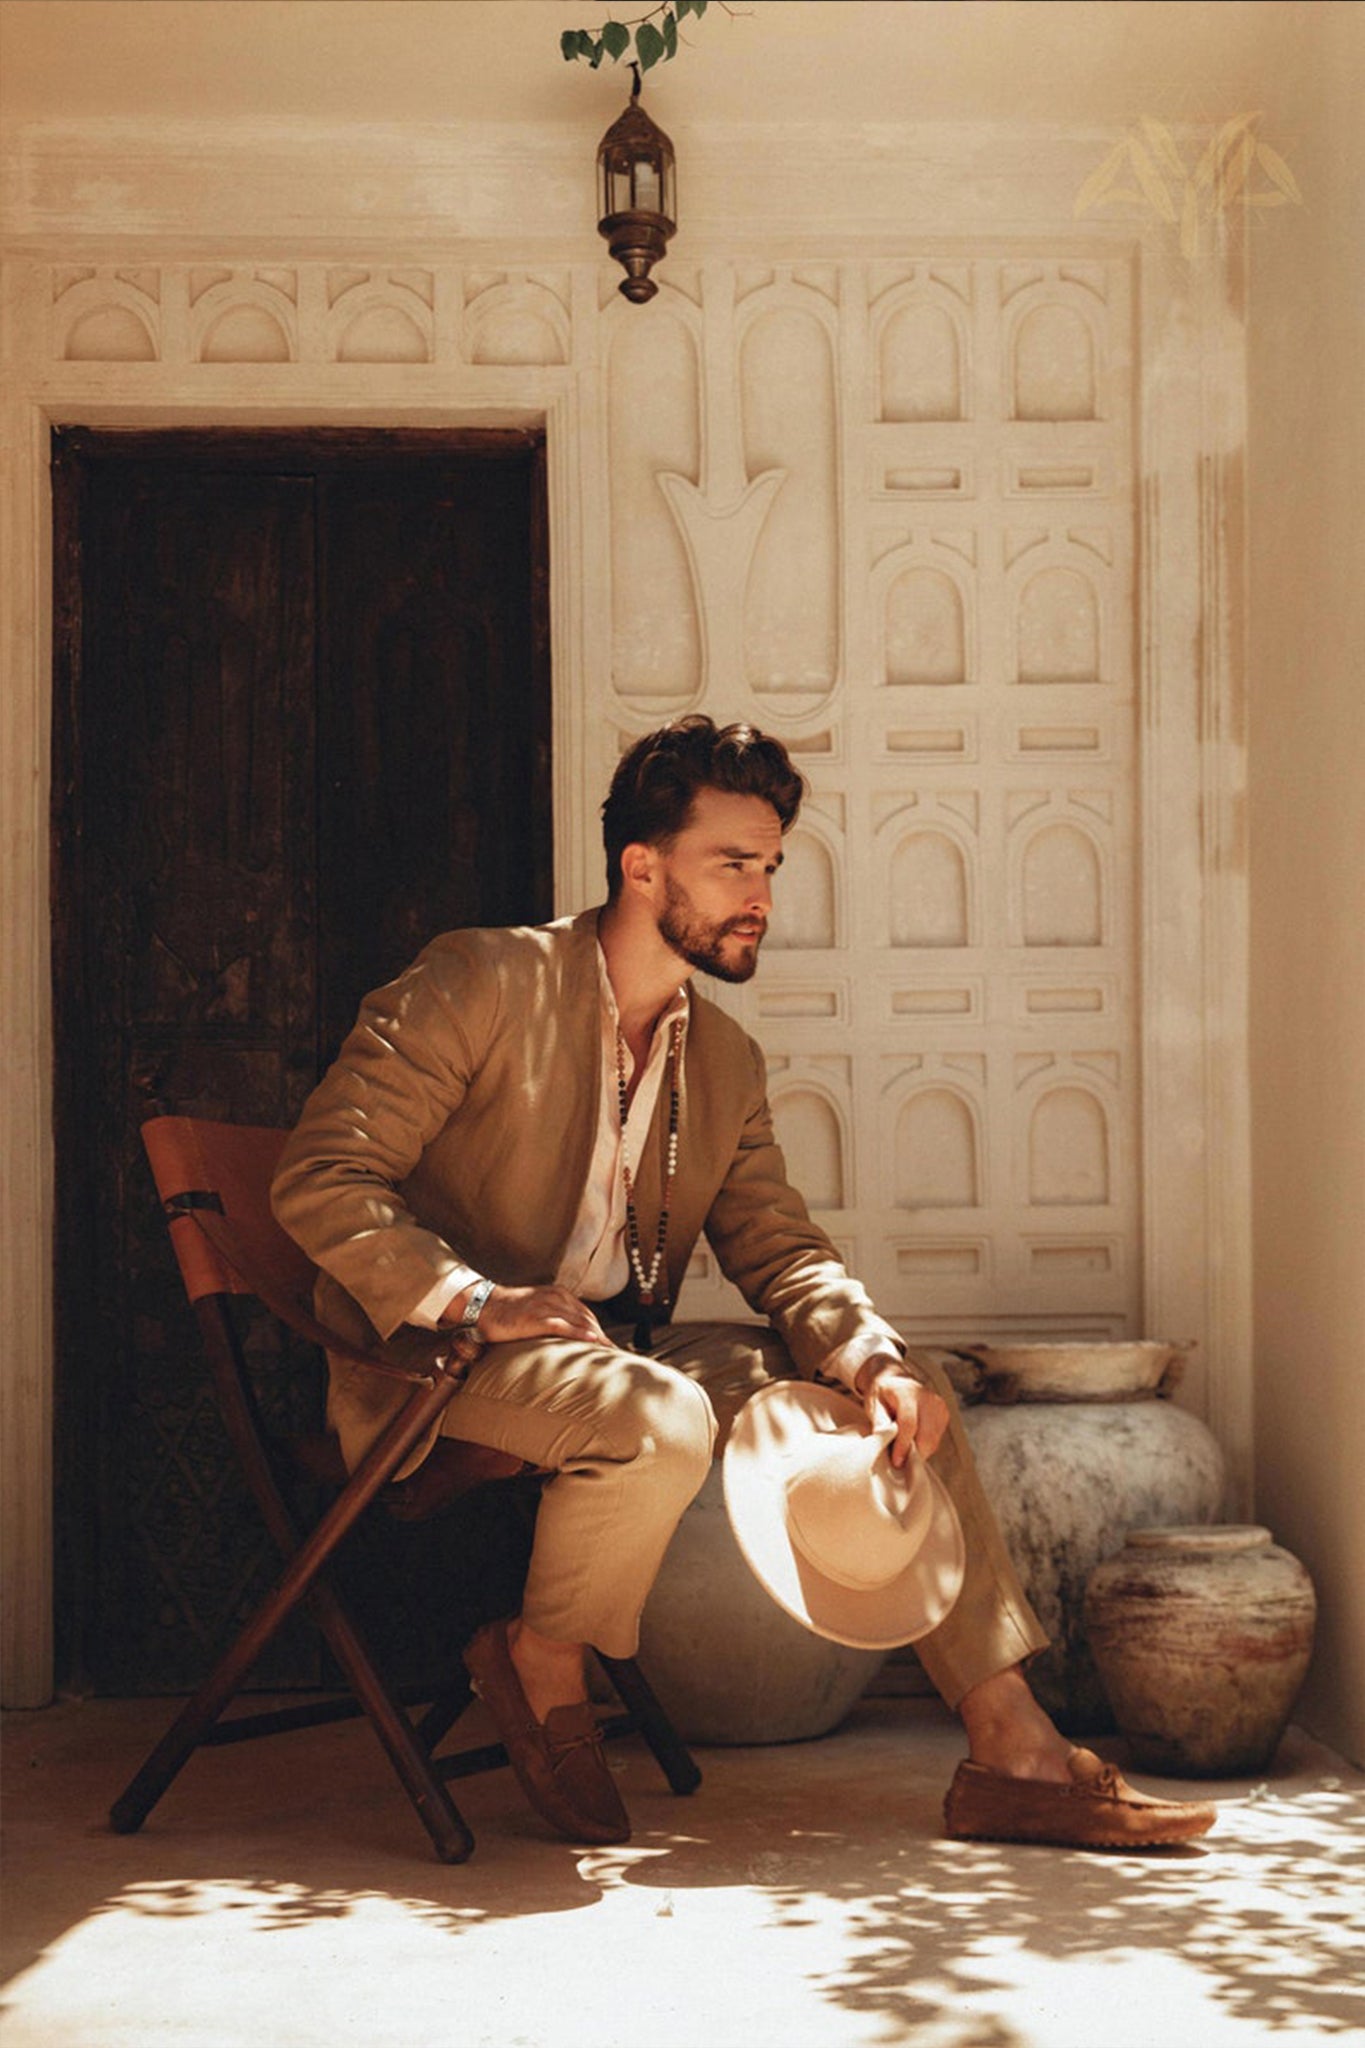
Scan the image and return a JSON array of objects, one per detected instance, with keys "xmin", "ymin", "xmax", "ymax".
[{"xmin": 593, "ymin": 942, "xmax": 690, "ymax": 1039}]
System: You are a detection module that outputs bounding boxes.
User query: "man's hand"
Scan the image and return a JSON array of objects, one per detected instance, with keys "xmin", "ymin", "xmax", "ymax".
[
  {"xmin": 855, "ymin": 1356, "xmax": 950, "ymax": 1469},
  {"xmin": 451, "ymin": 1284, "xmax": 608, "ymax": 1348}
]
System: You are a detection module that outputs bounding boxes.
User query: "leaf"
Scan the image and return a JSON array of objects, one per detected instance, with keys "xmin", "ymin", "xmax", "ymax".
[
  {"xmin": 1211, "ymin": 111, "xmax": 1261, "ymax": 185},
  {"xmin": 1218, "ymin": 130, "xmax": 1257, "ymax": 207},
  {"xmin": 601, "ymin": 18, "xmax": 630, "ymax": 59},
  {"xmin": 693, "ymin": 0, "xmax": 708, "ymax": 14},
  {"xmin": 1128, "ymin": 135, "xmax": 1177, "ymax": 221},
  {"xmin": 1194, "ymin": 111, "xmax": 1258, "ymax": 194},
  {"xmin": 577, "ymin": 28, "xmax": 597, "ymax": 58},
  {"xmin": 1180, "ymin": 182, "xmax": 1200, "ymax": 263},
  {"xmin": 1256, "ymin": 139, "xmax": 1304, "ymax": 205},
  {"xmin": 1140, "ymin": 116, "xmax": 1186, "ymax": 181},
  {"xmin": 635, "ymin": 19, "xmax": 665, "ymax": 69},
  {"xmin": 676, "ymin": 0, "xmax": 696, "ymax": 17},
  {"xmin": 560, "ymin": 28, "xmax": 581, "ymax": 60},
  {"xmin": 662, "ymin": 8, "xmax": 678, "ymax": 58},
  {"xmin": 1073, "ymin": 139, "xmax": 1129, "ymax": 218}
]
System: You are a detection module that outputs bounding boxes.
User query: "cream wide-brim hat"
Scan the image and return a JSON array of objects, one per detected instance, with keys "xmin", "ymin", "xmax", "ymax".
[{"xmin": 722, "ymin": 1381, "xmax": 967, "ymax": 1651}]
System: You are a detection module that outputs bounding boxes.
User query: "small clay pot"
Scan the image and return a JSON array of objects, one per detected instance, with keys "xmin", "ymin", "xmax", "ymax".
[{"xmin": 1084, "ymin": 1525, "xmax": 1316, "ymax": 1776}]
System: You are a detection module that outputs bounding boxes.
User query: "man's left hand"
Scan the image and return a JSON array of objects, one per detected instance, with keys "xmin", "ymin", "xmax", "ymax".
[{"xmin": 856, "ymin": 1357, "xmax": 950, "ymax": 1469}]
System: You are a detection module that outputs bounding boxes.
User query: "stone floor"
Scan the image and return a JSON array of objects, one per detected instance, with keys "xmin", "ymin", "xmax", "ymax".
[{"xmin": 3, "ymin": 1692, "xmax": 1363, "ymax": 2048}]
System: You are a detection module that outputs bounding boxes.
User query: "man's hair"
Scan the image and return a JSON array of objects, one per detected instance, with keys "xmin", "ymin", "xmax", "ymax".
[{"xmin": 601, "ymin": 715, "xmax": 805, "ymax": 899}]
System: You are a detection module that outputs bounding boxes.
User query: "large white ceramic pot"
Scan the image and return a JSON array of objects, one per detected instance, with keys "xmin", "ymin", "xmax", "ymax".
[
  {"xmin": 1084, "ymin": 1525, "xmax": 1316, "ymax": 1774},
  {"xmin": 636, "ymin": 1463, "xmax": 885, "ymax": 1744},
  {"xmin": 957, "ymin": 1342, "xmax": 1226, "ymax": 1733}
]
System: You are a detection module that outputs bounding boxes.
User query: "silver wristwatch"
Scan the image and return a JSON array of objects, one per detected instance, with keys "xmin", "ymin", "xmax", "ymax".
[{"xmin": 458, "ymin": 1276, "xmax": 496, "ymax": 1329}]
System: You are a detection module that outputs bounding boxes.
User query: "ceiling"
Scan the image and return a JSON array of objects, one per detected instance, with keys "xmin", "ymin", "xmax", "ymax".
[{"xmin": 0, "ymin": 0, "xmax": 1323, "ymax": 135}]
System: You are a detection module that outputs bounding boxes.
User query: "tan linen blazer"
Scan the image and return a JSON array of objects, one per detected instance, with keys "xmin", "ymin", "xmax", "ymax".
[{"xmin": 272, "ymin": 908, "xmax": 901, "ymax": 1473}]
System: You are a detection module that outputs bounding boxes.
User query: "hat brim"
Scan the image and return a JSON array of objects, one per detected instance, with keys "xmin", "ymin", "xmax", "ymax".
[{"xmin": 722, "ymin": 1380, "xmax": 966, "ymax": 1650}]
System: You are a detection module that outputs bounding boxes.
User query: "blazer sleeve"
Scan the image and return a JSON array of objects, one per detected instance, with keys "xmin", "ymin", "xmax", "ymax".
[
  {"xmin": 271, "ymin": 943, "xmax": 496, "ymax": 1340},
  {"xmin": 702, "ymin": 1036, "xmax": 905, "ymax": 1387}
]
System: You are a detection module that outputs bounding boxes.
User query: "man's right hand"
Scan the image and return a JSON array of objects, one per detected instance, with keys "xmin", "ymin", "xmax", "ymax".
[{"xmin": 450, "ymin": 1284, "xmax": 608, "ymax": 1348}]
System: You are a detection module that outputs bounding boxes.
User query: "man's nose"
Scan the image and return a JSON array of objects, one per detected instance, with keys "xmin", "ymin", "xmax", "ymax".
[{"xmin": 747, "ymin": 874, "xmax": 773, "ymax": 915}]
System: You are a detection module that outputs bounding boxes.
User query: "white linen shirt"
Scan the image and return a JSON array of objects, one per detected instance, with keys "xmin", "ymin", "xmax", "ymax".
[{"xmin": 408, "ymin": 946, "xmax": 688, "ymax": 1326}]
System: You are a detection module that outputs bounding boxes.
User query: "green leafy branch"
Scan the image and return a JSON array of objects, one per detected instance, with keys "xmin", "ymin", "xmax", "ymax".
[{"xmin": 561, "ymin": 0, "xmax": 728, "ymax": 74}]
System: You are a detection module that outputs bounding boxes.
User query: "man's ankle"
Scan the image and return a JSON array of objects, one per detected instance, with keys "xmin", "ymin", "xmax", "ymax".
[{"xmin": 506, "ymin": 1616, "xmax": 590, "ymax": 1721}]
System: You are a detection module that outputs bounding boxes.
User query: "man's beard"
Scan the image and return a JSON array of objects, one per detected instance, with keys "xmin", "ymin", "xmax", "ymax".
[{"xmin": 658, "ymin": 876, "xmax": 765, "ymax": 984}]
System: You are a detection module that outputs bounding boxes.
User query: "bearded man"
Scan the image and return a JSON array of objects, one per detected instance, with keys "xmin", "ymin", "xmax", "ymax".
[{"xmin": 273, "ymin": 716, "xmax": 1216, "ymax": 1852}]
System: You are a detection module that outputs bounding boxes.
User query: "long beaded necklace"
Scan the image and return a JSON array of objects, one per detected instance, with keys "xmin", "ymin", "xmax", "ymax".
[{"xmin": 615, "ymin": 1016, "xmax": 684, "ymax": 1355}]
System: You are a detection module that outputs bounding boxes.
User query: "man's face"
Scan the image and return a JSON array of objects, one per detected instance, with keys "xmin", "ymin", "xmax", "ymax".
[{"xmin": 650, "ymin": 788, "xmax": 785, "ymax": 984}]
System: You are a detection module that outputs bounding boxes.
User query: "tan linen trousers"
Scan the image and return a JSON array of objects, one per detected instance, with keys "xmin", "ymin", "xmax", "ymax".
[{"xmin": 438, "ymin": 1321, "xmax": 1047, "ymax": 1709}]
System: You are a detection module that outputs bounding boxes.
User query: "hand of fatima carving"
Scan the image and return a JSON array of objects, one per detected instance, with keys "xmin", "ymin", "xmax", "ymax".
[{"xmin": 658, "ymin": 468, "xmax": 787, "ymax": 694}]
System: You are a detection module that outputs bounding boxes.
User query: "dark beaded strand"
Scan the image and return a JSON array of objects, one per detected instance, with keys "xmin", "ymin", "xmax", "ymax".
[{"xmin": 615, "ymin": 1018, "xmax": 684, "ymax": 1354}]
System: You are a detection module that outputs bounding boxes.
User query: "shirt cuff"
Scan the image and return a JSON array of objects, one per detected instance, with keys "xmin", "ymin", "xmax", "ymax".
[
  {"xmin": 820, "ymin": 1327, "xmax": 913, "ymax": 1394},
  {"xmin": 408, "ymin": 1265, "xmax": 482, "ymax": 1330}
]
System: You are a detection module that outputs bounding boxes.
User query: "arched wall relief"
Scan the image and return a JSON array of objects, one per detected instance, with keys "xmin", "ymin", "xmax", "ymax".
[
  {"xmin": 886, "ymin": 565, "xmax": 968, "ymax": 685},
  {"xmin": 1028, "ymin": 1086, "xmax": 1111, "ymax": 1206},
  {"xmin": 1021, "ymin": 822, "xmax": 1104, "ymax": 946},
  {"xmin": 772, "ymin": 1088, "xmax": 846, "ymax": 1211},
  {"xmin": 331, "ymin": 292, "xmax": 431, "ymax": 363},
  {"xmin": 466, "ymin": 281, "xmax": 569, "ymax": 366},
  {"xmin": 740, "ymin": 305, "xmax": 839, "ymax": 700},
  {"xmin": 895, "ymin": 1089, "xmax": 980, "ymax": 1210},
  {"xmin": 608, "ymin": 307, "xmax": 701, "ymax": 704},
  {"xmin": 890, "ymin": 831, "xmax": 971, "ymax": 948},
  {"xmin": 64, "ymin": 303, "xmax": 156, "ymax": 361},
  {"xmin": 200, "ymin": 304, "xmax": 291, "ymax": 363},
  {"xmin": 55, "ymin": 274, "xmax": 161, "ymax": 361},
  {"xmin": 877, "ymin": 299, "xmax": 964, "ymax": 422},
  {"xmin": 766, "ymin": 827, "xmax": 837, "ymax": 951},
  {"xmin": 1010, "ymin": 300, "xmax": 1098, "ymax": 421},
  {"xmin": 1017, "ymin": 565, "xmax": 1101, "ymax": 683}
]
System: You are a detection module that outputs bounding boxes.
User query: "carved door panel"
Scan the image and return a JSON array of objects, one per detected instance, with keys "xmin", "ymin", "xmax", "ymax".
[{"xmin": 51, "ymin": 430, "xmax": 551, "ymax": 1692}]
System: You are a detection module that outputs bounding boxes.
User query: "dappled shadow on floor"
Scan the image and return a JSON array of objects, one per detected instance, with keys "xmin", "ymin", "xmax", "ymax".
[
  {"xmin": 585, "ymin": 1749, "xmax": 1365, "ymax": 2041},
  {"xmin": 6, "ymin": 1698, "xmax": 1363, "ymax": 2048},
  {"xmin": 0, "ymin": 1693, "xmax": 607, "ymax": 1984}
]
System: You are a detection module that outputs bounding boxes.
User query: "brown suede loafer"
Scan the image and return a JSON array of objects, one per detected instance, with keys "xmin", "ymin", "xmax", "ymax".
[
  {"xmin": 463, "ymin": 1619, "xmax": 631, "ymax": 1846},
  {"xmin": 944, "ymin": 1746, "xmax": 1217, "ymax": 1850}
]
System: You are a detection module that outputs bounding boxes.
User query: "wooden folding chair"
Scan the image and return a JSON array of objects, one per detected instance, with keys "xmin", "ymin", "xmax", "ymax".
[{"xmin": 109, "ymin": 1114, "xmax": 700, "ymax": 1862}]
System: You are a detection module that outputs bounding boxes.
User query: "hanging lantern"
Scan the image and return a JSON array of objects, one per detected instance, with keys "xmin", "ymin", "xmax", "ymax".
[{"xmin": 596, "ymin": 64, "xmax": 677, "ymax": 303}]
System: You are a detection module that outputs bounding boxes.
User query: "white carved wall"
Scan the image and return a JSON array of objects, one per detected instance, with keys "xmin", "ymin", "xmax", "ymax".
[
  {"xmin": 600, "ymin": 258, "xmax": 1141, "ymax": 1344},
  {"xmin": 0, "ymin": 223, "xmax": 1249, "ymax": 1703}
]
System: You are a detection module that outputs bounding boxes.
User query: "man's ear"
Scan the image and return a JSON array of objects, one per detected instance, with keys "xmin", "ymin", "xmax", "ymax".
[{"xmin": 619, "ymin": 841, "xmax": 659, "ymax": 896}]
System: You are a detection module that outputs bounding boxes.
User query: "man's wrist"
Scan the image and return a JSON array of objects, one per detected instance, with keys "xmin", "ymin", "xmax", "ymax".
[
  {"xmin": 854, "ymin": 1352, "xmax": 913, "ymax": 1399},
  {"xmin": 444, "ymin": 1276, "xmax": 495, "ymax": 1329}
]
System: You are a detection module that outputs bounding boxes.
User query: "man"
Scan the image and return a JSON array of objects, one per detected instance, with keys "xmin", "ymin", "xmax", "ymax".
[{"xmin": 273, "ymin": 716, "xmax": 1215, "ymax": 1851}]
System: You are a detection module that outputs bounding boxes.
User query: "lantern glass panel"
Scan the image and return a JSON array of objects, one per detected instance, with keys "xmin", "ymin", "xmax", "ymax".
[{"xmin": 632, "ymin": 159, "xmax": 662, "ymax": 213}]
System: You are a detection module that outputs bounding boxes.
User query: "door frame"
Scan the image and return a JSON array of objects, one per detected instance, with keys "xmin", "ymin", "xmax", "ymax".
[
  {"xmin": 48, "ymin": 420, "xmax": 556, "ymax": 1690},
  {"xmin": 3, "ymin": 380, "xmax": 588, "ymax": 1708}
]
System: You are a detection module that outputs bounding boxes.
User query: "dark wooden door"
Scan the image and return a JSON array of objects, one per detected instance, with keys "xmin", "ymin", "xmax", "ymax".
[{"xmin": 51, "ymin": 429, "xmax": 552, "ymax": 1692}]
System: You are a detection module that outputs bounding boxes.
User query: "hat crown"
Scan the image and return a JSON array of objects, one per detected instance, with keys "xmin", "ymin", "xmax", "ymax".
[{"xmin": 784, "ymin": 1429, "xmax": 933, "ymax": 1591}]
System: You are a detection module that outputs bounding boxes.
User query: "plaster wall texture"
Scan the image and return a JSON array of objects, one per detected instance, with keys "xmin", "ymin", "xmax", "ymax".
[
  {"xmin": 1247, "ymin": 3, "xmax": 1365, "ymax": 1766},
  {"xmin": 0, "ymin": 1, "xmax": 1345, "ymax": 1732}
]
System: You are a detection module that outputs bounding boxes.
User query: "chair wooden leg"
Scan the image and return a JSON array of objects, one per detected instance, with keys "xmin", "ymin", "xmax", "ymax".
[
  {"xmin": 111, "ymin": 1572, "xmax": 476, "ymax": 1863},
  {"xmin": 596, "ymin": 1652, "xmax": 702, "ymax": 1796},
  {"xmin": 110, "ymin": 1367, "xmax": 478, "ymax": 1862}
]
